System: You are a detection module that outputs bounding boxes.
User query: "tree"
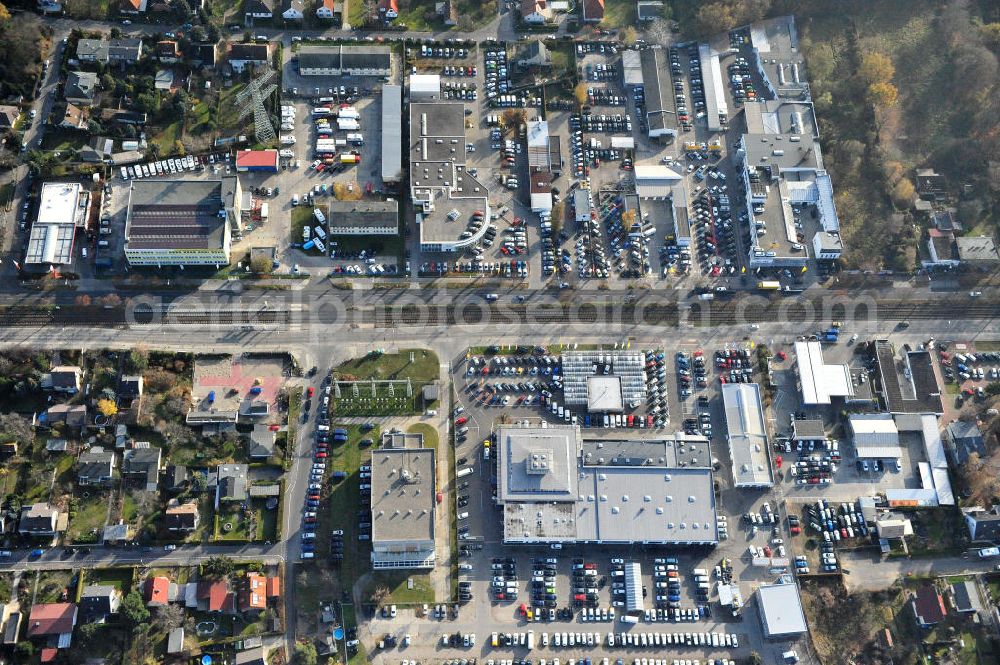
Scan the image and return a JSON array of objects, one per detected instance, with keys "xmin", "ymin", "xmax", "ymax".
[
  {"xmin": 369, "ymin": 584, "xmax": 390, "ymax": 607},
  {"xmin": 0, "ymin": 413, "xmax": 33, "ymax": 447},
  {"xmin": 121, "ymin": 590, "xmax": 150, "ymax": 627},
  {"xmin": 890, "ymin": 178, "xmax": 915, "ymax": 209},
  {"xmin": 292, "ymin": 643, "xmax": 318, "ymax": 665},
  {"xmin": 127, "ymin": 348, "xmax": 149, "ymax": 374},
  {"xmin": 858, "ymin": 51, "xmax": 894, "ymax": 85},
  {"xmin": 694, "ymin": 3, "xmax": 736, "ymax": 38},
  {"xmin": 202, "ymin": 555, "xmax": 235, "ymax": 579},
  {"xmin": 621, "ymin": 27, "xmax": 637, "ymax": 47},
  {"xmin": 867, "ymin": 81, "xmax": 898, "ymax": 107},
  {"xmin": 0, "ymin": 2, "xmax": 10, "ymax": 21},
  {"xmin": 96, "ymin": 398, "xmax": 118, "ymax": 417},
  {"xmin": 152, "ymin": 603, "xmax": 185, "ymax": 633},
  {"xmin": 748, "ymin": 653, "xmax": 762, "ymax": 665},
  {"xmin": 77, "ymin": 622, "xmax": 103, "ymax": 647},
  {"xmin": 250, "ymin": 254, "xmax": 275, "ymax": 274},
  {"xmin": 645, "ymin": 18, "xmax": 672, "ymax": 48},
  {"xmin": 573, "ymin": 82, "xmax": 588, "ymax": 107},
  {"xmin": 14, "ymin": 642, "xmax": 33, "ymax": 658},
  {"xmin": 98, "ymin": 293, "xmax": 122, "ymax": 308},
  {"xmin": 75, "ymin": 294, "xmax": 92, "ymax": 307}
]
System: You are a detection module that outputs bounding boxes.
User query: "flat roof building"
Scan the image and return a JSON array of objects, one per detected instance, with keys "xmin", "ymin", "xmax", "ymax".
[
  {"xmin": 561, "ymin": 350, "xmax": 646, "ymax": 412},
  {"xmin": 381, "ymin": 85, "xmax": 403, "ymax": 184},
  {"xmin": 497, "ymin": 425, "xmax": 718, "ymax": 545},
  {"xmin": 24, "ymin": 182, "xmax": 91, "ymax": 270},
  {"xmin": 849, "ymin": 413, "xmax": 901, "ymax": 459},
  {"xmin": 297, "ymin": 45, "xmax": 391, "ymax": 76},
  {"xmin": 794, "ymin": 340, "xmax": 853, "ymax": 405},
  {"xmin": 409, "ymin": 100, "xmax": 490, "ymax": 252},
  {"xmin": 370, "ymin": 440, "xmax": 436, "ymax": 569},
  {"xmin": 124, "ymin": 178, "xmax": 242, "ymax": 267},
  {"xmin": 873, "ymin": 341, "xmax": 943, "ymax": 415},
  {"xmin": 634, "ymin": 164, "xmax": 690, "ymax": 246},
  {"xmin": 327, "ymin": 200, "xmax": 398, "ymax": 235},
  {"xmin": 721, "ymin": 383, "xmax": 773, "ymax": 487},
  {"xmin": 757, "ymin": 582, "xmax": 808, "ymax": 639},
  {"xmin": 638, "ymin": 47, "xmax": 677, "ymax": 139}
]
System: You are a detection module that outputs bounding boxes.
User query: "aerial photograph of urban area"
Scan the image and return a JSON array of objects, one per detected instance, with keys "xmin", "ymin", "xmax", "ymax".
[{"xmin": 0, "ymin": 0, "xmax": 998, "ymax": 663}]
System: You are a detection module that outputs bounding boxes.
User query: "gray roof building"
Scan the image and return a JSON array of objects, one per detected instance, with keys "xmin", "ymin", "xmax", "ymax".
[
  {"xmin": 163, "ymin": 464, "xmax": 188, "ymax": 492},
  {"xmin": 721, "ymin": 383, "xmax": 773, "ymax": 487},
  {"xmin": 945, "ymin": 420, "xmax": 985, "ymax": 466},
  {"xmin": 497, "ymin": 426, "xmax": 717, "ymax": 545},
  {"xmin": 381, "ymin": 84, "xmax": 402, "ymax": 184},
  {"xmin": 327, "ymin": 200, "xmax": 398, "ymax": 235},
  {"xmin": 639, "ymin": 47, "xmax": 676, "ymax": 138},
  {"xmin": 78, "ymin": 446, "xmax": 116, "ymax": 486},
  {"xmin": 19, "ymin": 503, "xmax": 60, "ymax": 536},
  {"xmin": 122, "ymin": 445, "xmax": 161, "ymax": 491},
  {"xmin": 65, "ymin": 71, "xmax": 99, "ymax": 105},
  {"xmin": 246, "ymin": 424, "xmax": 276, "ymax": 459},
  {"xmin": 79, "ymin": 585, "xmax": 121, "ymax": 624},
  {"xmin": 297, "ymin": 45, "xmax": 391, "ymax": 74},
  {"xmin": 215, "ymin": 463, "xmax": 249, "ymax": 507},
  {"xmin": 956, "ymin": 236, "xmax": 1000, "ymax": 264},
  {"xmin": 371, "ymin": 442, "xmax": 436, "ymax": 569}
]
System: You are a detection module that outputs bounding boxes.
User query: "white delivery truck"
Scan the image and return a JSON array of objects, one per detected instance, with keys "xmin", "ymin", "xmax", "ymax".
[
  {"xmin": 456, "ymin": 467, "xmax": 475, "ymax": 478},
  {"xmin": 313, "ymin": 208, "xmax": 326, "ymax": 224},
  {"xmin": 280, "ymin": 135, "xmax": 297, "ymax": 145},
  {"xmin": 527, "ymin": 631, "xmax": 535, "ymax": 651}
]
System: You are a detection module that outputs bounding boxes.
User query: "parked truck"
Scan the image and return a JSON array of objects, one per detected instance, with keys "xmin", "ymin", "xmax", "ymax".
[
  {"xmin": 757, "ymin": 280, "xmax": 781, "ymax": 290},
  {"xmin": 340, "ymin": 153, "xmax": 362, "ymax": 165}
]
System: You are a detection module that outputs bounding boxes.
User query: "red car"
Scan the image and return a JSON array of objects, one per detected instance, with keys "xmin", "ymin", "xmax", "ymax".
[
  {"xmin": 775, "ymin": 455, "xmax": 782, "ymax": 468},
  {"xmin": 307, "ymin": 387, "xmax": 315, "ymax": 397},
  {"xmin": 269, "ymin": 424, "xmax": 280, "ymax": 432},
  {"xmin": 455, "ymin": 416, "xmax": 468, "ymax": 426},
  {"xmin": 315, "ymin": 452, "xmax": 327, "ymax": 458},
  {"xmin": 574, "ymin": 594, "xmax": 586, "ymax": 602},
  {"xmin": 776, "ymin": 351, "xmax": 787, "ymax": 361},
  {"xmin": 790, "ymin": 525, "xmax": 801, "ymax": 535}
]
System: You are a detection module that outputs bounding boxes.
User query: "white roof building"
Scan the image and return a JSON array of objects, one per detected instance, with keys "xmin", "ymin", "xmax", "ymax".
[
  {"xmin": 757, "ymin": 582, "xmax": 808, "ymax": 639},
  {"xmin": 848, "ymin": 414, "xmax": 901, "ymax": 459},
  {"xmin": 794, "ymin": 341, "xmax": 853, "ymax": 405},
  {"xmin": 721, "ymin": 383, "xmax": 773, "ymax": 487}
]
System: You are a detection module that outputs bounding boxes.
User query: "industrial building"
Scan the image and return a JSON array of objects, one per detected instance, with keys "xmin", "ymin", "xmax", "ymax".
[
  {"xmin": 380, "ymin": 84, "xmax": 403, "ymax": 184},
  {"xmin": 560, "ymin": 350, "xmax": 646, "ymax": 412},
  {"xmin": 794, "ymin": 340, "xmax": 854, "ymax": 405},
  {"xmin": 634, "ymin": 164, "xmax": 691, "ymax": 247},
  {"xmin": 756, "ymin": 581, "xmax": 808, "ymax": 640},
  {"xmin": 370, "ymin": 435, "xmax": 436, "ymax": 569},
  {"xmin": 235, "ymin": 150, "xmax": 279, "ymax": 172},
  {"xmin": 296, "ymin": 45, "xmax": 391, "ymax": 76},
  {"xmin": 124, "ymin": 178, "xmax": 242, "ymax": 267},
  {"xmin": 721, "ymin": 383, "xmax": 773, "ymax": 488},
  {"xmin": 24, "ymin": 182, "xmax": 90, "ymax": 271},
  {"xmin": 496, "ymin": 425, "xmax": 718, "ymax": 545},
  {"xmin": 848, "ymin": 413, "xmax": 901, "ymax": 459},
  {"xmin": 409, "ymin": 99, "xmax": 489, "ymax": 252},
  {"xmin": 326, "ymin": 200, "xmax": 399, "ymax": 236},
  {"xmin": 638, "ymin": 47, "xmax": 677, "ymax": 140}
]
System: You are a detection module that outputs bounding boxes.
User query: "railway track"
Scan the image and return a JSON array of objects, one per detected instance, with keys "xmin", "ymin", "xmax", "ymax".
[{"xmin": 0, "ymin": 298, "xmax": 994, "ymax": 329}]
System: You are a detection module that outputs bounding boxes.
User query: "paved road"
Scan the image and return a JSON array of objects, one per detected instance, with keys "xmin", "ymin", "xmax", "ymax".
[
  {"xmin": 839, "ymin": 550, "xmax": 998, "ymax": 592},
  {"xmin": 0, "ymin": 543, "xmax": 283, "ymax": 572}
]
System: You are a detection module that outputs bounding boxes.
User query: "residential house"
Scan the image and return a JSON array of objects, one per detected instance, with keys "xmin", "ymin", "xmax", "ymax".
[
  {"xmin": 164, "ymin": 501, "xmax": 200, "ymax": 532},
  {"xmin": 145, "ymin": 576, "xmax": 173, "ymax": 607},
  {"xmin": 244, "ymin": 0, "xmax": 274, "ymax": 21},
  {"xmin": 46, "ymin": 404, "xmax": 88, "ymax": 429},
  {"xmin": 0, "ymin": 105, "xmax": 22, "ymax": 131},
  {"xmin": 45, "ymin": 365, "xmax": 82, "ymax": 393},
  {"xmin": 378, "ymin": 0, "xmax": 397, "ymax": 19},
  {"xmin": 440, "ymin": 0, "xmax": 458, "ymax": 24},
  {"xmin": 46, "ymin": 439, "xmax": 70, "ymax": 453},
  {"xmin": 156, "ymin": 40, "xmax": 181, "ymax": 63},
  {"xmin": 516, "ymin": 41, "xmax": 551, "ymax": 67},
  {"xmin": 155, "ymin": 69, "xmax": 175, "ymax": 90},
  {"xmin": 911, "ymin": 585, "xmax": 946, "ymax": 627},
  {"xmin": 19, "ymin": 504, "xmax": 61, "ymax": 537},
  {"xmin": 245, "ymin": 424, "xmax": 276, "ymax": 460},
  {"xmin": 915, "ymin": 169, "xmax": 947, "ymax": 201},
  {"xmin": 214, "ymin": 464, "xmax": 249, "ymax": 509},
  {"xmin": 64, "ymin": 71, "xmax": 99, "ymax": 106},
  {"xmin": 581, "ymin": 0, "xmax": 603, "ymax": 21},
  {"xmin": 27, "ymin": 603, "xmax": 77, "ymax": 649},
  {"xmin": 520, "ymin": 0, "xmax": 550, "ymax": 23},
  {"xmin": 122, "ymin": 445, "xmax": 161, "ymax": 491},
  {"xmin": 120, "ymin": 0, "xmax": 148, "ymax": 13},
  {"xmin": 189, "ymin": 42, "xmax": 219, "ymax": 68},
  {"xmin": 77, "ymin": 446, "xmax": 116, "ymax": 487},
  {"xmin": 964, "ymin": 507, "xmax": 1000, "ymax": 544},
  {"xmin": 235, "ymin": 646, "xmax": 267, "ymax": 665},
  {"xmin": 3, "ymin": 611, "xmax": 22, "ymax": 646},
  {"xmin": 117, "ymin": 374, "xmax": 144, "ymax": 417},
  {"xmin": 316, "ymin": 0, "xmax": 335, "ymax": 18},
  {"xmin": 955, "ymin": 236, "xmax": 1000, "ymax": 267},
  {"xmin": 950, "ymin": 580, "xmax": 984, "ymax": 614},
  {"xmin": 79, "ymin": 585, "xmax": 122, "ymax": 624},
  {"xmin": 102, "ymin": 523, "xmax": 130, "ymax": 544},
  {"xmin": 76, "ymin": 39, "xmax": 144, "ymax": 65},
  {"xmin": 114, "ymin": 424, "xmax": 130, "ymax": 449},
  {"xmin": 238, "ymin": 573, "xmax": 268, "ymax": 613},
  {"xmin": 281, "ymin": 0, "xmax": 304, "ymax": 19},
  {"xmin": 163, "ymin": 464, "xmax": 188, "ymax": 492},
  {"xmin": 58, "ymin": 104, "xmax": 89, "ymax": 130},
  {"xmin": 228, "ymin": 43, "xmax": 270, "ymax": 73},
  {"xmin": 945, "ymin": 420, "xmax": 985, "ymax": 466},
  {"xmin": 197, "ymin": 579, "xmax": 234, "ymax": 613}
]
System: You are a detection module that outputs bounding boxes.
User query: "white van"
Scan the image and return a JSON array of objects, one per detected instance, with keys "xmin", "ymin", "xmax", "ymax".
[{"xmin": 458, "ymin": 512, "xmax": 469, "ymax": 520}]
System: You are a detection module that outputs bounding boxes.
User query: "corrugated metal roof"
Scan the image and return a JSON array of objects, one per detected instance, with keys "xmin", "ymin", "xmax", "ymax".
[
  {"xmin": 381, "ymin": 85, "xmax": 402, "ymax": 182},
  {"xmin": 624, "ymin": 562, "xmax": 643, "ymax": 612}
]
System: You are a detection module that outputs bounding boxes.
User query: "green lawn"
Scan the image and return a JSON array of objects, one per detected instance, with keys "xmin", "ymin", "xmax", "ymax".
[
  {"xmin": 36, "ymin": 570, "xmax": 74, "ymax": 604},
  {"xmin": 406, "ymin": 423, "xmax": 439, "ymax": 450},
  {"xmin": 291, "ymin": 206, "xmax": 315, "ymax": 247},
  {"xmin": 600, "ymin": 0, "xmax": 635, "ymax": 28},
  {"xmin": 334, "ymin": 349, "xmax": 440, "ymax": 384},
  {"xmin": 151, "ymin": 119, "xmax": 184, "ymax": 156},
  {"xmin": 40, "ymin": 128, "xmax": 88, "ymax": 153},
  {"xmin": 362, "ymin": 572, "xmax": 434, "ymax": 605},
  {"xmin": 85, "ymin": 567, "xmax": 134, "ymax": 595},
  {"xmin": 215, "ymin": 504, "xmax": 258, "ymax": 541},
  {"xmin": 65, "ymin": 493, "xmax": 109, "ymax": 545}
]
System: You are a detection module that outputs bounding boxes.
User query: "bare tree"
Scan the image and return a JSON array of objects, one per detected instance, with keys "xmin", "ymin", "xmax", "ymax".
[
  {"xmin": 152, "ymin": 603, "xmax": 185, "ymax": 633},
  {"xmin": 644, "ymin": 18, "xmax": 673, "ymax": 48}
]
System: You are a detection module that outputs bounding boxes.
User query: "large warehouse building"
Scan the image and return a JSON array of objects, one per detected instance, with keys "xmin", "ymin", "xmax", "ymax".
[
  {"xmin": 721, "ymin": 383, "xmax": 774, "ymax": 488},
  {"xmin": 370, "ymin": 433, "xmax": 436, "ymax": 569},
  {"xmin": 124, "ymin": 178, "xmax": 242, "ymax": 267},
  {"xmin": 24, "ymin": 182, "xmax": 90, "ymax": 271},
  {"xmin": 496, "ymin": 425, "xmax": 718, "ymax": 545}
]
